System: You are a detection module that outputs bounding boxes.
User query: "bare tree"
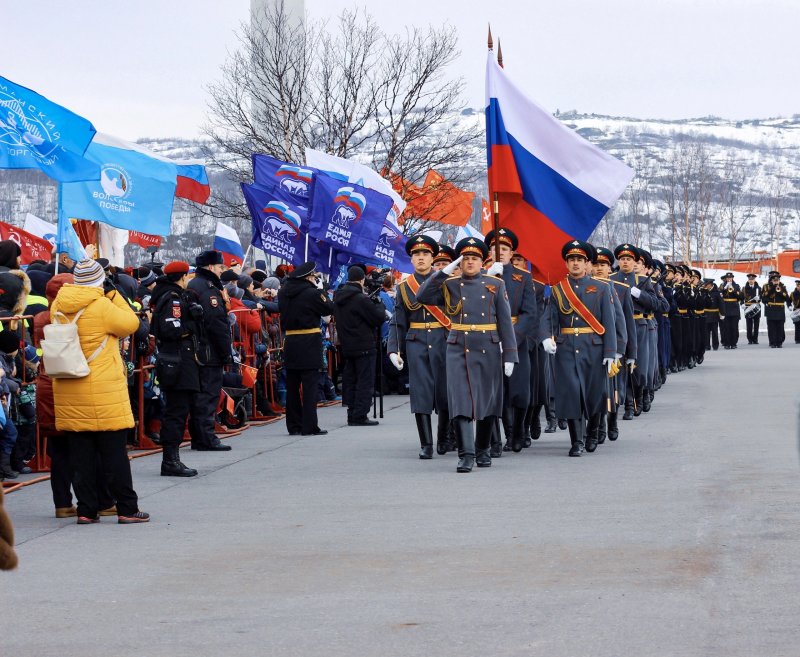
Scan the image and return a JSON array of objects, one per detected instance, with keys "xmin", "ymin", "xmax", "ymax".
[
  {"xmin": 202, "ymin": 1, "xmax": 481, "ymax": 235},
  {"xmin": 716, "ymin": 152, "xmax": 760, "ymax": 265}
]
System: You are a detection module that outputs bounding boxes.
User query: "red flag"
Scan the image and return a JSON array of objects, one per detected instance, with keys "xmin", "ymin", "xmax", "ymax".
[
  {"xmin": 480, "ymin": 198, "xmax": 492, "ymax": 235},
  {"xmin": 128, "ymin": 230, "xmax": 162, "ymax": 249},
  {"xmin": 0, "ymin": 221, "xmax": 53, "ymax": 264}
]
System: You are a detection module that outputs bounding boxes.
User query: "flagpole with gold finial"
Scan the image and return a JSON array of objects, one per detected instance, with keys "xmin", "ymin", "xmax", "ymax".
[{"xmin": 488, "ymin": 25, "xmax": 501, "ymax": 266}]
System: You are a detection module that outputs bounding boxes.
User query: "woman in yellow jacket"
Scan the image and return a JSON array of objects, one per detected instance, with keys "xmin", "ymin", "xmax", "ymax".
[{"xmin": 50, "ymin": 259, "xmax": 149, "ymax": 524}]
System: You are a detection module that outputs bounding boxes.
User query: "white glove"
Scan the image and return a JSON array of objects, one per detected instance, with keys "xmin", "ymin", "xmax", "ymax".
[
  {"xmin": 384, "ymin": 309, "xmax": 392, "ymax": 320},
  {"xmin": 315, "ymin": 277, "xmax": 324, "ymax": 290},
  {"xmin": 389, "ymin": 353, "xmax": 404, "ymax": 371},
  {"xmin": 626, "ymin": 358, "xmax": 635, "ymax": 366},
  {"xmin": 486, "ymin": 262, "xmax": 503, "ymax": 277},
  {"xmin": 630, "ymin": 286, "xmax": 641, "ymax": 299},
  {"xmin": 442, "ymin": 256, "xmax": 463, "ymax": 276},
  {"xmin": 603, "ymin": 357, "xmax": 614, "ymax": 374},
  {"xmin": 504, "ymin": 362, "xmax": 514, "ymax": 377},
  {"xmin": 542, "ymin": 337, "xmax": 557, "ymax": 355},
  {"xmin": 615, "ymin": 353, "xmax": 622, "ymax": 360}
]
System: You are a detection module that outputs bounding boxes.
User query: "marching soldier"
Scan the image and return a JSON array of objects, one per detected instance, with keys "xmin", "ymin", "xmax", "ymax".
[
  {"xmin": 484, "ymin": 228, "xmax": 538, "ymax": 453},
  {"xmin": 690, "ymin": 269, "xmax": 707, "ymax": 366},
  {"xmin": 150, "ymin": 261, "xmax": 201, "ymax": 477},
  {"xmin": 761, "ymin": 271, "xmax": 790, "ymax": 348},
  {"xmin": 416, "ymin": 237, "xmax": 517, "ymax": 472},
  {"xmin": 540, "ymin": 240, "xmax": 617, "ymax": 456},
  {"xmin": 388, "ymin": 236, "xmax": 451, "ymax": 458},
  {"xmin": 703, "ymin": 278, "xmax": 721, "ymax": 350},
  {"xmin": 278, "ymin": 261, "xmax": 336, "ymax": 435},
  {"xmin": 187, "ymin": 250, "xmax": 233, "ymax": 452},
  {"xmin": 792, "ymin": 280, "xmax": 800, "ymax": 344},
  {"xmin": 610, "ymin": 244, "xmax": 657, "ymax": 419},
  {"xmin": 591, "ymin": 246, "xmax": 633, "ymax": 445},
  {"xmin": 743, "ymin": 273, "xmax": 761, "ymax": 344},
  {"xmin": 719, "ymin": 272, "xmax": 742, "ymax": 348},
  {"xmin": 432, "ymin": 245, "xmax": 457, "ymax": 273}
]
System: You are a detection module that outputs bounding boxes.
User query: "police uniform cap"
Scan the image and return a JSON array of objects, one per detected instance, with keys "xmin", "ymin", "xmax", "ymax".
[
  {"xmin": 665, "ymin": 263, "xmax": 676, "ymax": 272},
  {"xmin": 163, "ymin": 260, "xmax": 190, "ymax": 276},
  {"xmin": 638, "ymin": 249, "xmax": 653, "ymax": 268},
  {"xmin": 485, "ymin": 227, "xmax": 519, "ymax": 251},
  {"xmin": 703, "ymin": 278, "xmax": 715, "ymax": 284},
  {"xmin": 691, "ymin": 269, "xmax": 702, "ymax": 278},
  {"xmin": 220, "ymin": 269, "xmax": 240, "ymax": 283},
  {"xmin": 455, "ymin": 237, "xmax": 489, "ymax": 259},
  {"xmin": 746, "ymin": 273, "xmax": 757, "ymax": 278},
  {"xmin": 405, "ymin": 234, "xmax": 439, "ymax": 257},
  {"xmin": 290, "ymin": 261, "xmax": 318, "ymax": 279},
  {"xmin": 795, "ymin": 279, "xmax": 800, "ymax": 284},
  {"xmin": 195, "ymin": 250, "xmax": 224, "ymax": 267},
  {"xmin": 614, "ymin": 243, "xmax": 639, "ymax": 261},
  {"xmin": 561, "ymin": 239, "xmax": 592, "ymax": 261},
  {"xmin": 593, "ymin": 247, "xmax": 615, "ymax": 266},
  {"xmin": 722, "ymin": 272, "xmax": 735, "ymax": 279},
  {"xmin": 433, "ymin": 245, "xmax": 457, "ymax": 264}
]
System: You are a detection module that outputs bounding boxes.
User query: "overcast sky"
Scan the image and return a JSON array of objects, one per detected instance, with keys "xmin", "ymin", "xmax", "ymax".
[{"xmin": 4, "ymin": 0, "xmax": 798, "ymax": 140}]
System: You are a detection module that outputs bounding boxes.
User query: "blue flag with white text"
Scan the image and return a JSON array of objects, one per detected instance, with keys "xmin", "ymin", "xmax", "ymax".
[
  {"xmin": 242, "ymin": 181, "xmax": 309, "ymax": 267},
  {"xmin": 252, "ymin": 153, "xmax": 318, "ymax": 202},
  {"xmin": 0, "ymin": 76, "xmax": 99, "ymax": 182},
  {"xmin": 308, "ymin": 173, "xmax": 392, "ymax": 260},
  {"xmin": 56, "ymin": 217, "xmax": 87, "ymax": 263},
  {"xmin": 60, "ymin": 134, "xmax": 177, "ymax": 235}
]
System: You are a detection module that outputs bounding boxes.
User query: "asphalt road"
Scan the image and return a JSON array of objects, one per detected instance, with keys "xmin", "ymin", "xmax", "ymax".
[{"xmin": 3, "ymin": 341, "xmax": 799, "ymax": 657}]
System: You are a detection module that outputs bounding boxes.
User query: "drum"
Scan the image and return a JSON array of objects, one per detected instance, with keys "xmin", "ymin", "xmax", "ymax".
[
  {"xmin": 743, "ymin": 302, "xmax": 761, "ymax": 319},
  {"xmin": 790, "ymin": 308, "xmax": 800, "ymax": 324}
]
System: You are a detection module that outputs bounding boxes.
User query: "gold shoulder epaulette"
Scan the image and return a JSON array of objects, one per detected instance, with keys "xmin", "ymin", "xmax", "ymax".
[
  {"xmin": 513, "ymin": 265, "xmax": 531, "ymax": 274},
  {"xmin": 533, "ymin": 277, "xmax": 546, "ymax": 286},
  {"xmin": 612, "ymin": 280, "xmax": 631, "ymax": 288},
  {"xmin": 484, "ymin": 274, "xmax": 503, "ymax": 280}
]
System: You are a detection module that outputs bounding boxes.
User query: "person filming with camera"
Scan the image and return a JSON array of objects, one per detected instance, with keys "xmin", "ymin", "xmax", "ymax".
[{"xmin": 333, "ymin": 265, "xmax": 387, "ymax": 427}]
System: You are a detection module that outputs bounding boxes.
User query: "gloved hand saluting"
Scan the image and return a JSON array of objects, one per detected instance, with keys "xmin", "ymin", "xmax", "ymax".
[
  {"xmin": 389, "ymin": 353, "xmax": 404, "ymax": 371},
  {"xmin": 486, "ymin": 262, "xmax": 503, "ymax": 277},
  {"xmin": 542, "ymin": 337, "xmax": 557, "ymax": 355},
  {"xmin": 442, "ymin": 256, "xmax": 463, "ymax": 276},
  {"xmin": 504, "ymin": 362, "xmax": 515, "ymax": 377}
]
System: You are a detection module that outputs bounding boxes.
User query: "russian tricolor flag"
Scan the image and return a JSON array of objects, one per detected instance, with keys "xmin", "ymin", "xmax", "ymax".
[
  {"xmin": 486, "ymin": 51, "xmax": 634, "ymax": 282},
  {"xmin": 213, "ymin": 222, "xmax": 244, "ymax": 266}
]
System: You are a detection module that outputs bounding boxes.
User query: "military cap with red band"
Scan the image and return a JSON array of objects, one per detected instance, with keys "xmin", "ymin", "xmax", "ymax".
[
  {"xmin": 561, "ymin": 239, "xmax": 592, "ymax": 261},
  {"xmin": 405, "ymin": 234, "xmax": 440, "ymax": 257},
  {"xmin": 485, "ymin": 227, "xmax": 519, "ymax": 251},
  {"xmin": 455, "ymin": 236, "xmax": 489, "ymax": 259}
]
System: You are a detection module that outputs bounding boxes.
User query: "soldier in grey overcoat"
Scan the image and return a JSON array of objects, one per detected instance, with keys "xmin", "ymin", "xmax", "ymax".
[
  {"xmin": 539, "ymin": 240, "xmax": 617, "ymax": 457},
  {"xmin": 610, "ymin": 244, "xmax": 658, "ymax": 419},
  {"xmin": 387, "ymin": 235, "xmax": 450, "ymax": 459},
  {"xmin": 416, "ymin": 237, "xmax": 518, "ymax": 473},
  {"xmin": 484, "ymin": 228, "xmax": 538, "ymax": 454}
]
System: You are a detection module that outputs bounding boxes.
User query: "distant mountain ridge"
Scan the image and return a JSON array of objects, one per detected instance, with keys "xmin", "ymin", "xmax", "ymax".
[{"xmin": 1, "ymin": 110, "xmax": 798, "ymax": 264}]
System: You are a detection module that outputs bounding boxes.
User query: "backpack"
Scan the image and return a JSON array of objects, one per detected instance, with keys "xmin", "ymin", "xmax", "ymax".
[{"xmin": 40, "ymin": 302, "xmax": 108, "ymax": 379}]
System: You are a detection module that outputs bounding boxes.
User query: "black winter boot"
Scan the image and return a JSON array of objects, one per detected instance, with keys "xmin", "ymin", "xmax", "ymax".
[
  {"xmin": 597, "ymin": 412, "xmax": 608, "ymax": 444},
  {"xmin": 161, "ymin": 445, "xmax": 198, "ymax": 477},
  {"xmin": 475, "ymin": 417, "xmax": 494, "ymax": 467},
  {"xmin": 502, "ymin": 407, "xmax": 514, "ymax": 451},
  {"xmin": 415, "ymin": 414, "xmax": 434, "ymax": 459},
  {"xmin": 585, "ymin": 414, "xmax": 600, "ymax": 452},
  {"xmin": 490, "ymin": 418, "xmax": 503, "ymax": 458},
  {"xmin": 529, "ymin": 405, "xmax": 542, "ymax": 442},
  {"xmin": 0, "ymin": 453, "xmax": 18, "ymax": 479},
  {"xmin": 454, "ymin": 416, "xmax": 475, "ymax": 473},
  {"xmin": 435, "ymin": 411, "xmax": 450, "ymax": 455},
  {"xmin": 607, "ymin": 409, "xmax": 620, "ymax": 441},
  {"xmin": 511, "ymin": 407, "xmax": 526, "ymax": 452},
  {"xmin": 567, "ymin": 419, "xmax": 585, "ymax": 457}
]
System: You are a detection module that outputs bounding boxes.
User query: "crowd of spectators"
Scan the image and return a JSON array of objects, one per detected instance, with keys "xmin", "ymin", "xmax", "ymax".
[{"xmin": 1, "ymin": 243, "xmax": 405, "ymax": 529}]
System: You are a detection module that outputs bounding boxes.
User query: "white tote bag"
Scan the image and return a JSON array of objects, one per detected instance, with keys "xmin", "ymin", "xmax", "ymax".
[{"xmin": 41, "ymin": 305, "xmax": 108, "ymax": 379}]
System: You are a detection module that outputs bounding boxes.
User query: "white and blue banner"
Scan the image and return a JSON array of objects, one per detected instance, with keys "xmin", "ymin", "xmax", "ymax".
[
  {"xmin": 0, "ymin": 75, "xmax": 99, "ymax": 182},
  {"xmin": 60, "ymin": 133, "xmax": 177, "ymax": 235},
  {"xmin": 242, "ymin": 180, "xmax": 308, "ymax": 268}
]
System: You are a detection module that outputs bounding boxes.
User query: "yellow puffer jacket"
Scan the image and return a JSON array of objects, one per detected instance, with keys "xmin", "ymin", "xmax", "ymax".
[{"xmin": 50, "ymin": 285, "xmax": 140, "ymax": 432}]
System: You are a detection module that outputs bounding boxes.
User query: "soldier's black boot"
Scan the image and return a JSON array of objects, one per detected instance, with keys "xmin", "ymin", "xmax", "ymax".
[
  {"xmin": 454, "ymin": 416, "xmax": 475, "ymax": 473},
  {"xmin": 415, "ymin": 414, "xmax": 434, "ymax": 459},
  {"xmin": 584, "ymin": 413, "xmax": 600, "ymax": 452},
  {"xmin": 511, "ymin": 407, "xmax": 526, "ymax": 452},
  {"xmin": 502, "ymin": 407, "xmax": 514, "ymax": 451},
  {"xmin": 445, "ymin": 419, "xmax": 457, "ymax": 453},
  {"xmin": 161, "ymin": 445, "xmax": 198, "ymax": 477},
  {"xmin": 490, "ymin": 418, "xmax": 503, "ymax": 458},
  {"xmin": 597, "ymin": 412, "xmax": 608, "ymax": 445},
  {"xmin": 607, "ymin": 409, "xmax": 620, "ymax": 441},
  {"xmin": 642, "ymin": 390, "xmax": 652, "ymax": 413},
  {"xmin": 532, "ymin": 405, "xmax": 543, "ymax": 441},
  {"xmin": 567, "ymin": 419, "xmax": 585, "ymax": 457},
  {"xmin": 522, "ymin": 406, "xmax": 533, "ymax": 448},
  {"xmin": 634, "ymin": 391, "xmax": 643, "ymax": 417},
  {"xmin": 544, "ymin": 416, "xmax": 558, "ymax": 433},
  {"xmin": 475, "ymin": 417, "xmax": 493, "ymax": 468},
  {"xmin": 623, "ymin": 398, "xmax": 634, "ymax": 421},
  {"xmin": 435, "ymin": 411, "xmax": 450, "ymax": 455}
]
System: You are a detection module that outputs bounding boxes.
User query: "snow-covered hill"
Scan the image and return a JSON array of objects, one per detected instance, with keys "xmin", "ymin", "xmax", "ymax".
[{"xmin": 1, "ymin": 111, "xmax": 799, "ymax": 265}]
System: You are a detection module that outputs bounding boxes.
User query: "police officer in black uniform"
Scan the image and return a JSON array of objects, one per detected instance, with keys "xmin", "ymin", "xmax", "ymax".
[
  {"xmin": 150, "ymin": 260, "xmax": 202, "ymax": 477},
  {"xmin": 278, "ymin": 261, "xmax": 335, "ymax": 435},
  {"xmin": 187, "ymin": 250, "xmax": 232, "ymax": 451},
  {"xmin": 743, "ymin": 273, "xmax": 761, "ymax": 344},
  {"xmin": 719, "ymin": 272, "xmax": 742, "ymax": 348}
]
